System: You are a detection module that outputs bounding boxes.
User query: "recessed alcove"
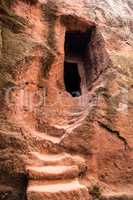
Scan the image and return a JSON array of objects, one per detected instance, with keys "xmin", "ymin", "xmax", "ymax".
[
  {"xmin": 64, "ymin": 29, "xmax": 93, "ymax": 97},
  {"xmin": 37, "ymin": 15, "xmax": 112, "ymax": 128},
  {"xmin": 62, "ymin": 18, "xmax": 111, "ymax": 97}
]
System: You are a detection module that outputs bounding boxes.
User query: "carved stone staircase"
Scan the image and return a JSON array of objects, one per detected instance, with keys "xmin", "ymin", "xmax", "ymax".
[
  {"xmin": 24, "ymin": 127, "xmax": 133, "ymax": 200},
  {"xmin": 26, "ymin": 131, "xmax": 90, "ymax": 200}
]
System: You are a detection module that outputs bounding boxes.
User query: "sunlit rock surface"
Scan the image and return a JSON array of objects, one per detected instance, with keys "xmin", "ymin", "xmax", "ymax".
[{"xmin": 0, "ymin": 0, "xmax": 132, "ymax": 199}]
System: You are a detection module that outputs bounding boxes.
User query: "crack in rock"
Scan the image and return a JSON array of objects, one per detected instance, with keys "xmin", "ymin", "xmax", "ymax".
[{"xmin": 98, "ymin": 121, "xmax": 130, "ymax": 150}]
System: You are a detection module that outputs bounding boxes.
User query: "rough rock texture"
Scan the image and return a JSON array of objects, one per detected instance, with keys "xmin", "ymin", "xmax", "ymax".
[{"xmin": 0, "ymin": 0, "xmax": 133, "ymax": 200}]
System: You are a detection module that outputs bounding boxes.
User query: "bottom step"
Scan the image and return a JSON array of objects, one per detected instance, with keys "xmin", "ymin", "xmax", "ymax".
[{"xmin": 27, "ymin": 179, "xmax": 90, "ymax": 200}]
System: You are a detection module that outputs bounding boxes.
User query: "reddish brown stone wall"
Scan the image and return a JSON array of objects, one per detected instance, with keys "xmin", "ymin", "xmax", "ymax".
[{"xmin": 0, "ymin": 0, "xmax": 132, "ymax": 200}]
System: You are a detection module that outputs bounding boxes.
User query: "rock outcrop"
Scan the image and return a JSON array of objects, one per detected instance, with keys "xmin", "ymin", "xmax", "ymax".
[{"xmin": 0, "ymin": 0, "xmax": 133, "ymax": 200}]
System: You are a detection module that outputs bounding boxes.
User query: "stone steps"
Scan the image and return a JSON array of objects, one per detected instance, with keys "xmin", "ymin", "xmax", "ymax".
[
  {"xmin": 29, "ymin": 151, "xmax": 86, "ymax": 167},
  {"xmin": 27, "ymin": 151, "xmax": 87, "ymax": 180},
  {"xmin": 27, "ymin": 165, "xmax": 80, "ymax": 180},
  {"xmin": 31, "ymin": 151, "xmax": 69, "ymax": 162},
  {"xmin": 26, "ymin": 133, "xmax": 88, "ymax": 200},
  {"xmin": 27, "ymin": 179, "xmax": 90, "ymax": 200}
]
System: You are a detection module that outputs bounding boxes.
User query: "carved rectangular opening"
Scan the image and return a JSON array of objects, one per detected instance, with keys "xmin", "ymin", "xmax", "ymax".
[
  {"xmin": 65, "ymin": 31, "xmax": 91, "ymax": 59},
  {"xmin": 64, "ymin": 62, "xmax": 81, "ymax": 97},
  {"xmin": 63, "ymin": 25, "xmax": 108, "ymax": 97},
  {"xmin": 64, "ymin": 30, "xmax": 91, "ymax": 97}
]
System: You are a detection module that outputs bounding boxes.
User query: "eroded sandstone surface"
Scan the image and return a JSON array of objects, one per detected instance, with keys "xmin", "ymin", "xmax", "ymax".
[{"xmin": 0, "ymin": 0, "xmax": 133, "ymax": 200}]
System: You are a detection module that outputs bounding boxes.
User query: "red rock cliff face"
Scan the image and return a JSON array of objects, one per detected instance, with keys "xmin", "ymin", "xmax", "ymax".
[{"xmin": 0, "ymin": 0, "xmax": 132, "ymax": 200}]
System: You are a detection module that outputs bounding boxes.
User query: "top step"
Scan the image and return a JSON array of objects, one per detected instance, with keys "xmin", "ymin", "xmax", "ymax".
[{"xmin": 28, "ymin": 151, "xmax": 86, "ymax": 167}]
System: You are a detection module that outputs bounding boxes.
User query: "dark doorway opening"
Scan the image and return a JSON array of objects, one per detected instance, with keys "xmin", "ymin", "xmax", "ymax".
[
  {"xmin": 64, "ymin": 62, "xmax": 81, "ymax": 97},
  {"xmin": 65, "ymin": 30, "xmax": 92, "ymax": 59},
  {"xmin": 64, "ymin": 28, "xmax": 94, "ymax": 97}
]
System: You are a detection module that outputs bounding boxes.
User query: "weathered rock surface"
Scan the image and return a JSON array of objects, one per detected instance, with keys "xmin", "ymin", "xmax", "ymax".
[{"xmin": 0, "ymin": 0, "xmax": 132, "ymax": 200}]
